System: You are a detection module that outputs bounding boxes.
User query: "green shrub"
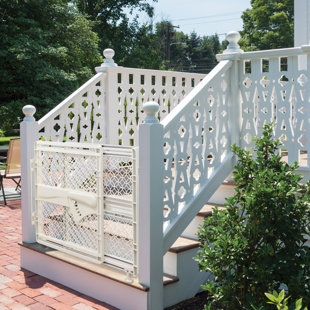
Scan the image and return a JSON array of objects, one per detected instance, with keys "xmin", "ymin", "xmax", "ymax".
[
  {"xmin": 196, "ymin": 124, "xmax": 310, "ymax": 309},
  {"xmin": 264, "ymin": 290, "xmax": 308, "ymax": 310}
]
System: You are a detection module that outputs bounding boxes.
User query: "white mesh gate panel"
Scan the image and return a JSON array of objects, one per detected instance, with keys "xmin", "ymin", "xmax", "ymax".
[{"xmin": 33, "ymin": 141, "xmax": 137, "ymax": 274}]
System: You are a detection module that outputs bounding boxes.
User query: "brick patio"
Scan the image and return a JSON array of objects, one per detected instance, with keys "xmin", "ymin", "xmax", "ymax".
[{"xmin": 0, "ymin": 179, "xmax": 118, "ymax": 310}]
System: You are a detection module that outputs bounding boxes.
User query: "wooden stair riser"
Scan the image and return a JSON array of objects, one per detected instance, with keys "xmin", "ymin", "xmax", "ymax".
[
  {"xmin": 208, "ymin": 183, "xmax": 235, "ymax": 204},
  {"xmin": 181, "ymin": 216, "xmax": 205, "ymax": 239},
  {"xmin": 163, "ymin": 247, "xmax": 211, "ymax": 308}
]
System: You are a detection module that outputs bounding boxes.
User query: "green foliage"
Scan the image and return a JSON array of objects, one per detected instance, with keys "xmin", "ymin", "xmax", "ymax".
[
  {"xmin": 0, "ymin": 0, "xmax": 101, "ymax": 134},
  {"xmin": 73, "ymin": 0, "xmax": 157, "ymax": 66},
  {"xmin": 240, "ymin": 0, "xmax": 294, "ymax": 50},
  {"xmin": 142, "ymin": 20, "xmax": 222, "ymax": 73},
  {"xmin": 196, "ymin": 124, "xmax": 310, "ymax": 309},
  {"xmin": 264, "ymin": 290, "xmax": 308, "ymax": 310}
]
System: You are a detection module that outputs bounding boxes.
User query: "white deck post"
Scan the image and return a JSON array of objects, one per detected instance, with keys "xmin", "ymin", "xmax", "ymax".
[
  {"xmin": 20, "ymin": 105, "xmax": 39, "ymax": 242},
  {"xmin": 294, "ymin": 0, "xmax": 310, "ymax": 47},
  {"xmin": 138, "ymin": 101, "xmax": 164, "ymax": 310},
  {"xmin": 217, "ymin": 31, "xmax": 244, "ymax": 146},
  {"xmin": 95, "ymin": 48, "xmax": 118, "ymax": 144}
]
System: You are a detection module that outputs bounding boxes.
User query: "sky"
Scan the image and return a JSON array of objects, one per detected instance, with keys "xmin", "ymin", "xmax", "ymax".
[{"xmin": 142, "ymin": 0, "xmax": 252, "ymax": 39}]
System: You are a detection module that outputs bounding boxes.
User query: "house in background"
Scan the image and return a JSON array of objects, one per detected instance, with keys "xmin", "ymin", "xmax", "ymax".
[{"xmin": 19, "ymin": 0, "xmax": 310, "ymax": 309}]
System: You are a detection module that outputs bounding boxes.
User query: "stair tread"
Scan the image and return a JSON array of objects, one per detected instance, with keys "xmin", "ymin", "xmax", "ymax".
[
  {"xmin": 197, "ymin": 203, "xmax": 226, "ymax": 218},
  {"xmin": 222, "ymin": 180, "xmax": 237, "ymax": 186},
  {"xmin": 20, "ymin": 242, "xmax": 179, "ymax": 291},
  {"xmin": 168, "ymin": 236, "xmax": 200, "ymax": 254},
  {"xmin": 163, "ymin": 273, "xmax": 179, "ymax": 286}
]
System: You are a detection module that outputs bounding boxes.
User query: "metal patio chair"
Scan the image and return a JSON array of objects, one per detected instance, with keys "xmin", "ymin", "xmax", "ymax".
[{"xmin": 0, "ymin": 138, "xmax": 21, "ymax": 205}]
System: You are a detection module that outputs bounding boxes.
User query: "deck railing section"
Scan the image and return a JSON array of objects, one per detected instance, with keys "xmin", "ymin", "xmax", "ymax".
[
  {"xmin": 38, "ymin": 49, "xmax": 205, "ymax": 146},
  {"xmin": 160, "ymin": 60, "xmax": 234, "ymax": 252},
  {"xmin": 38, "ymin": 73, "xmax": 107, "ymax": 143},
  {"xmin": 219, "ymin": 45, "xmax": 310, "ymax": 177},
  {"xmin": 32, "ymin": 141, "xmax": 138, "ymax": 274},
  {"xmin": 104, "ymin": 66, "xmax": 205, "ymax": 146}
]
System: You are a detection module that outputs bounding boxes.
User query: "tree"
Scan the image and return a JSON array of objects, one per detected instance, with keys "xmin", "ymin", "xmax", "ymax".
[
  {"xmin": 0, "ymin": 0, "xmax": 101, "ymax": 134},
  {"xmin": 74, "ymin": 0, "xmax": 157, "ymax": 66},
  {"xmin": 240, "ymin": 0, "xmax": 294, "ymax": 51}
]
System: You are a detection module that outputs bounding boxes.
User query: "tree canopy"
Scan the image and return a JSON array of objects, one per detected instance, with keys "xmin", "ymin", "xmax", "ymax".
[
  {"xmin": 240, "ymin": 0, "xmax": 294, "ymax": 50},
  {"xmin": 0, "ymin": 0, "xmax": 224, "ymax": 134},
  {"xmin": 0, "ymin": 0, "xmax": 101, "ymax": 133}
]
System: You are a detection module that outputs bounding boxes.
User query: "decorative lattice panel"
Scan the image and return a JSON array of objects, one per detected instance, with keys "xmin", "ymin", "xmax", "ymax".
[
  {"xmin": 105, "ymin": 67, "xmax": 205, "ymax": 146},
  {"xmin": 34, "ymin": 141, "xmax": 137, "ymax": 273},
  {"xmin": 38, "ymin": 73, "xmax": 106, "ymax": 143},
  {"xmin": 239, "ymin": 54, "xmax": 310, "ymax": 167},
  {"xmin": 162, "ymin": 64, "xmax": 231, "ymax": 230},
  {"xmin": 38, "ymin": 68, "xmax": 205, "ymax": 147}
]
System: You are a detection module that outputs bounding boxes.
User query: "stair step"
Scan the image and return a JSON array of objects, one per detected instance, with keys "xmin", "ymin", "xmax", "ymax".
[
  {"xmin": 163, "ymin": 273, "xmax": 179, "ymax": 286},
  {"xmin": 168, "ymin": 236, "xmax": 200, "ymax": 254},
  {"xmin": 197, "ymin": 203, "xmax": 226, "ymax": 218},
  {"xmin": 222, "ymin": 180, "xmax": 237, "ymax": 186},
  {"xmin": 20, "ymin": 242, "xmax": 179, "ymax": 291}
]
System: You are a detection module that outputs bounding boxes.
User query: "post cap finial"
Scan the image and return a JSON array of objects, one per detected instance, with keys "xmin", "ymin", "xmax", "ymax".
[
  {"xmin": 143, "ymin": 101, "xmax": 159, "ymax": 124},
  {"xmin": 102, "ymin": 48, "xmax": 117, "ymax": 67},
  {"xmin": 22, "ymin": 105, "xmax": 36, "ymax": 122},
  {"xmin": 103, "ymin": 48, "xmax": 115, "ymax": 60},
  {"xmin": 223, "ymin": 31, "xmax": 243, "ymax": 54},
  {"xmin": 96, "ymin": 48, "xmax": 117, "ymax": 72}
]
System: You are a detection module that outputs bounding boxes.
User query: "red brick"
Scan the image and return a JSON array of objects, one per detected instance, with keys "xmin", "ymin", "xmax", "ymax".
[
  {"xmin": 20, "ymin": 288, "xmax": 42, "ymax": 298},
  {"xmin": 7, "ymin": 281, "xmax": 27, "ymax": 290},
  {"xmin": 50, "ymin": 302, "xmax": 73, "ymax": 310},
  {"xmin": 1, "ymin": 287, "xmax": 20, "ymax": 297},
  {"xmin": 39, "ymin": 287, "xmax": 61, "ymax": 298},
  {"xmin": 0, "ymin": 293, "xmax": 15, "ymax": 304},
  {"xmin": 14, "ymin": 294, "xmax": 36, "ymax": 306},
  {"xmin": 34, "ymin": 294, "xmax": 57, "ymax": 306},
  {"xmin": 55, "ymin": 294, "xmax": 81, "ymax": 306},
  {"xmin": 7, "ymin": 302, "xmax": 30, "ymax": 310},
  {"xmin": 29, "ymin": 302, "xmax": 52, "ymax": 310}
]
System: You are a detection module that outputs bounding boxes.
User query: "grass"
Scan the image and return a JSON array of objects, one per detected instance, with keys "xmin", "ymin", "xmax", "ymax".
[{"xmin": 0, "ymin": 136, "xmax": 19, "ymax": 146}]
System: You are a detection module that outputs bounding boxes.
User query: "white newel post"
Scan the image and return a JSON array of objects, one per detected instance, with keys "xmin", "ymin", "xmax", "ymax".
[
  {"xmin": 138, "ymin": 101, "xmax": 164, "ymax": 310},
  {"xmin": 20, "ymin": 105, "xmax": 39, "ymax": 243},
  {"xmin": 217, "ymin": 31, "xmax": 243, "ymax": 147},
  {"xmin": 95, "ymin": 48, "xmax": 118, "ymax": 144}
]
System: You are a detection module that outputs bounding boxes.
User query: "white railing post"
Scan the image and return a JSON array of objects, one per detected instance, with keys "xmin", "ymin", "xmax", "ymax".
[
  {"xmin": 138, "ymin": 101, "xmax": 164, "ymax": 309},
  {"xmin": 96, "ymin": 48, "xmax": 118, "ymax": 144},
  {"xmin": 20, "ymin": 105, "xmax": 39, "ymax": 242},
  {"xmin": 217, "ymin": 31, "xmax": 244, "ymax": 146}
]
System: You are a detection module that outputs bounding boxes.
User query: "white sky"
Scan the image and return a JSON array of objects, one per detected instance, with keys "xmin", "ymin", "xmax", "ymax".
[{"xmin": 140, "ymin": 0, "xmax": 252, "ymax": 39}]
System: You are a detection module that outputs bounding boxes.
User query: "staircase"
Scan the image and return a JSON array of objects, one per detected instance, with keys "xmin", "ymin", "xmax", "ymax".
[{"xmin": 19, "ymin": 31, "xmax": 310, "ymax": 310}]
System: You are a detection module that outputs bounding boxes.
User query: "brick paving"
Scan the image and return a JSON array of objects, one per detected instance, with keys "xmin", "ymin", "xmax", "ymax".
[{"xmin": 0, "ymin": 179, "xmax": 118, "ymax": 310}]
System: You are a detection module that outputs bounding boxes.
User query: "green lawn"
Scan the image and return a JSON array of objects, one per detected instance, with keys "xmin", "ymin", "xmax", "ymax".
[{"xmin": 0, "ymin": 136, "xmax": 19, "ymax": 146}]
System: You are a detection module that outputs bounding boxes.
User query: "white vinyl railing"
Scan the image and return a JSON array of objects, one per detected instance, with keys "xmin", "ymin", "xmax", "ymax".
[
  {"xmin": 161, "ymin": 60, "xmax": 234, "ymax": 251},
  {"xmin": 38, "ymin": 73, "xmax": 106, "ymax": 143},
  {"xmin": 104, "ymin": 66, "xmax": 205, "ymax": 146},
  {"xmin": 235, "ymin": 46, "xmax": 310, "ymax": 174},
  {"xmin": 38, "ymin": 50, "xmax": 205, "ymax": 146}
]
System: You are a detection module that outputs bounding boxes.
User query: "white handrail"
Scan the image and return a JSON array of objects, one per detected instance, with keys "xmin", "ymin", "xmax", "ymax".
[{"xmin": 217, "ymin": 45, "xmax": 310, "ymax": 61}]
